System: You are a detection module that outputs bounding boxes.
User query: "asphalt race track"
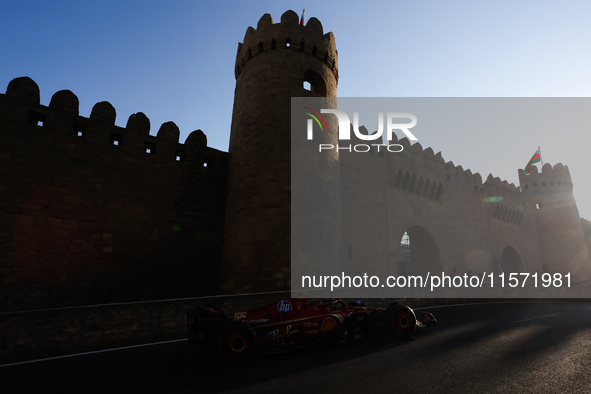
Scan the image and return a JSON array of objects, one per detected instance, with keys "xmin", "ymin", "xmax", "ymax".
[{"xmin": 2, "ymin": 301, "xmax": 591, "ymax": 393}]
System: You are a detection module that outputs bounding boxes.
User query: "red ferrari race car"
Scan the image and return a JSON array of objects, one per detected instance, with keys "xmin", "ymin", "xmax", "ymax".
[{"xmin": 186, "ymin": 298, "xmax": 437, "ymax": 363}]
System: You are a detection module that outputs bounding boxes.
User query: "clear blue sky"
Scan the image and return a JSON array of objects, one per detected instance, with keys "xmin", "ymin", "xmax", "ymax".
[{"xmin": 3, "ymin": 1, "xmax": 591, "ymax": 218}]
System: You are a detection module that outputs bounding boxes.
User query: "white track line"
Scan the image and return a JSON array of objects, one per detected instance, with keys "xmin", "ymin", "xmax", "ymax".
[
  {"xmin": 0, "ymin": 338, "xmax": 187, "ymax": 368},
  {"xmin": 510, "ymin": 314, "xmax": 558, "ymax": 323},
  {"xmin": 414, "ymin": 301, "xmax": 518, "ymax": 310}
]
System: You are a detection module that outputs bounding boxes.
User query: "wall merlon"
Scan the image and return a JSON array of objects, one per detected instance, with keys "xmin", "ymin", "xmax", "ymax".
[
  {"xmin": 49, "ymin": 90, "xmax": 79, "ymax": 115},
  {"xmin": 242, "ymin": 26, "xmax": 256, "ymax": 47},
  {"xmin": 185, "ymin": 129, "xmax": 208, "ymax": 149},
  {"xmin": 156, "ymin": 121, "xmax": 180, "ymax": 143},
  {"xmin": 307, "ymin": 17, "xmax": 324, "ymax": 35},
  {"xmin": 6, "ymin": 76, "xmax": 40, "ymax": 104},
  {"xmin": 410, "ymin": 142, "xmax": 423, "ymax": 153},
  {"xmin": 399, "ymin": 137, "xmax": 411, "ymax": 148},
  {"xmin": 423, "ymin": 147, "xmax": 435, "ymax": 160},
  {"xmin": 126, "ymin": 112, "xmax": 150, "ymax": 134},
  {"xmin": 90, "ymin": 101, "xmax": 116, "ymax": 124},
  {"xmin": 389, "ymin": 131, "xmax": 399, "ymax": 142},
  {"xmin": 473, "ymin": 173, "xmax": 483, "ymax": 185},
  {"xmin": 257, "ymin": 13, "xmax": 273, "ymax": 29}
]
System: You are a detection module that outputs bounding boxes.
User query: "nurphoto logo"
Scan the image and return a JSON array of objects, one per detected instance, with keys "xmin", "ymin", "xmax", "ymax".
[{"xmin": 303, "ymin": 107, "xmax": 418, "ymax": 152}]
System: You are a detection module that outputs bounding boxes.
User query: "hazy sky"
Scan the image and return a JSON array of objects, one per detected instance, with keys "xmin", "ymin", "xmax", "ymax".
[{"xmin": 3, "ymin": 1, "xmax": 591, "ymax": 218}]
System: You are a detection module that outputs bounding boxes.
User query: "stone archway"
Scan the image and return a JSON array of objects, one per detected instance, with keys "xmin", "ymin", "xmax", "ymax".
[
  {"xmin": 501, "ymin": 246, "xmax": 524, "ymax": 273},
  {"xmin": 398, "ymin": 225, "xmax": 443, "ymax": 277}
]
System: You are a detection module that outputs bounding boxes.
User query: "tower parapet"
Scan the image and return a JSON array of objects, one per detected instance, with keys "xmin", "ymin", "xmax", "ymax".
[
  {"xmin": 234, "ymin": 11, "xmax": 338, "ymax": 83},
  {"xmin": 518, "ymin": 162, "xmax": 573, "ymax": 191}
]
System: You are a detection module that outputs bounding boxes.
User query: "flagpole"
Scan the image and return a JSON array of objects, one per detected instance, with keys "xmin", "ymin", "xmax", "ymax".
[{"xmin": 539, "ymin": 146, "xmax": 543, "ymax": 166}]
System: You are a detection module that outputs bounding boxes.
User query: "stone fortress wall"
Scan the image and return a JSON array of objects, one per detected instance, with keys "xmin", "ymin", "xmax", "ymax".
[
  {"xmin": 0, "ymin": 77, "xmax": 228, "ymax": 312},
  {"xmin": 1, "ymin": 10, "xmax": 591, "ymax": 314}
]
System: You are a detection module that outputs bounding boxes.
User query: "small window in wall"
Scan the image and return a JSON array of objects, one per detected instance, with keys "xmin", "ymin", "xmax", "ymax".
[
  {"xmin": 285, "ymin": 38, "xmax": 291, "ymax": 48},
  {"xmin": 303, "ymin": 69, "xmax": 327, "ymax": 96},
  {"xmin": 446, "ymin": 175, "xmax": 451, "ymax": 181},
  {"xmin": 303, "ymin": 81, "xmax": 312, "ymax": 91},
  {"xmin": 536, "ymin": 203, "xmax": 542, "ymax": 209},
  {"xmin": 145, "ymin": 141, "xmax": 156, "ymax": 154},
  {"xmin": 110, "ymin": 132, "xmax": 123, "ymax": 146},
  {"xmin": 29, "ymin": 111, "xmax": 46, "ymax": 127},
  {"xmin": 271, "ymin": 39, "xmax": 276, "ymax": 50},
  {"xmin": 73, "ymin": 123, "xmax": 86, "ymax": 137},
  {"xmin": 175, "ymin": 149, "xmax": 186, "ymax": 162}
]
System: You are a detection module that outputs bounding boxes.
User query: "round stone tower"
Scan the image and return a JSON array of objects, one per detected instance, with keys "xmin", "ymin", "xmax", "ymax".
[
  {"xmin": 222, "ymin": 10, "xmax": 340, "ymax": 293},
  {"xmin": 519, "ymin": 163, "xmax": 591, "ymax": 281}
]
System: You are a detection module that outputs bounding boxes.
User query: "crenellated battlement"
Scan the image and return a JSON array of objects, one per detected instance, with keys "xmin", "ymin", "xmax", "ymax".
[
  {"xmin": 382, "ymin": 133, "xmax": 526, "ymax": 200},
  {"xmin": 385, "ymin": 135, "xmax": 530, "ymax": 225},
  {"xmin": 235, "ymin": 10, "xmax": 338, "ymax": 81},
  {"xmin": 518, "ymin": 162, "xmax": 573, "ymax": 191},
  {"xmin": 484, "ymin": 174, "xmax": 520, "ymax": 193},
  {"xmin": 1, "ymin": 77, "xmax": 225, "ymax": 171}
]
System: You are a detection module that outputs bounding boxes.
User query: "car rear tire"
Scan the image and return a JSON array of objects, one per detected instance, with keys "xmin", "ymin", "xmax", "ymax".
[
  {"xmin": 384, "ymin": 305, "xmax": 416, "ymax": 338},
  {"xmin": 218, "ymin": 321, "xmax": 257, "ymax": 363}
]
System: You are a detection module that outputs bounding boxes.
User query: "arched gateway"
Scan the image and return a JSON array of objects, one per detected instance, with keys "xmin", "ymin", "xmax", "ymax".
[{"xmin": 398, "ymin": 226, "xmax": 443, "ymax": 277}]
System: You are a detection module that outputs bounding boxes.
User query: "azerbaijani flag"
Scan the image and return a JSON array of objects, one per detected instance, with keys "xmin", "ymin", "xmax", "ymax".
[
  {"xmin": 300, "ymin": 9, "xmax": 305, "ymax": 25},
  {"xmin": 524, "ymin": 149, "xmax": 541, "ymax": 174}
]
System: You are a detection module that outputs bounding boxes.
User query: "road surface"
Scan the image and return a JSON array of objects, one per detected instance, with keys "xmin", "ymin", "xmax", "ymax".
[{"xmin": 2, "ymin": 301, "xmax": 591, "ymax": 393}]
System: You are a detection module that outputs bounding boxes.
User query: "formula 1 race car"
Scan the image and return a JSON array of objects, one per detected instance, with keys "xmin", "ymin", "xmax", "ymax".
[{"xmin": 186, "ymin": 298, "xmax": 437, "ymax": 363}]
